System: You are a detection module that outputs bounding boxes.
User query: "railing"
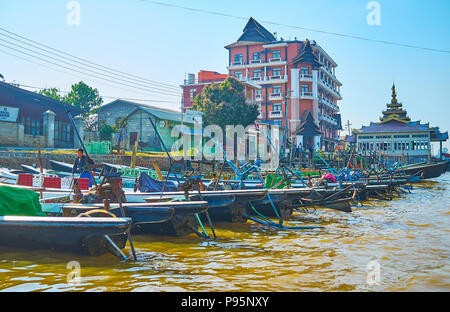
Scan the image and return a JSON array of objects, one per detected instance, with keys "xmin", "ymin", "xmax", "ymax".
[
  {"xmin": 319, "ymin": 79, "xmax": 341, "ymax": 98},
  {"xmin": 300, "ymin": 74, "xmax": 313, "ymax": 80},
  {"xmin": 269, "ymin": 57, "xmax": 283, "ymax": 63},
  {"xmin": 250, "ymin": 76, "xmax": 262, "ymax": 81},
  {"xmin": 232, "ymin": 60, "xmax": 243, "ymax": 66},
  {"xmin": 250, "ymin": 59, "xmax": 262, "ymax": 64},
  {"xmin": 269, "ymin": 93, "xmax": 282, "ymax": 100},
  {"xmin": 319, "ymin": 96, "xmax": 339, "ymax": 111},
  {"xmin": 255, "ymin": 94, "xmax": 263, "ymax": 101},
  {"xmin": 269, "ymin": 75, "xmax": 282, "ymax": 80},
  {"xmin": 269, "ymin": 110, "xmax": 283, "ymax": 118},
  {"xmin": 319, "ymin": 113, "xmax": 337, "ymax": 126},
  {"xmin": 300, "ymin": 91, "xmax": 314, "ymax": 98}
]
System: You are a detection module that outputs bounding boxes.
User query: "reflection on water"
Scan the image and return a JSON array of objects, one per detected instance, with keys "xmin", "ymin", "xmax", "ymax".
[{"xmin": 1, "ymin": 173, "xmax": 449, "ymax": 292}]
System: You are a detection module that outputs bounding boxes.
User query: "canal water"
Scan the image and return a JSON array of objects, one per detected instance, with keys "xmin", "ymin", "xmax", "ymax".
[{"xmin": 0, "ymin": 173, "xmax": 449, "ymax": 292}]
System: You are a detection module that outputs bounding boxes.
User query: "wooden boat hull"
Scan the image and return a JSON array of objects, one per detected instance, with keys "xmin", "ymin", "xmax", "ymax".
[
  {"xmin": 0, "ymin": 216, "xmax": 131, "ymax": 256},
  {"xmin": 145, "ymin": 190, "xmax": 267, "ymax": 223},
  {"xmin": 401, "ymin": 161, "xmax": 449, "ymax": 179},
  {"xmin": 62, "ymin": 201, "xmax": 208, "ymax": 237},
  {"xmin": 49, "ymin": 160, "xmax": 74, "ymax": 173}
]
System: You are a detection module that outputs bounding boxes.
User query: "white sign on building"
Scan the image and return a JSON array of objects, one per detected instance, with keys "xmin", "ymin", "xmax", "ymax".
[
  {"xmin": 0, "ymin": 106, "xmax": 19, "ymax": 122},
  {"xmin": 183, "ymin": 109, "xmax": 203, "ymax": 125}
]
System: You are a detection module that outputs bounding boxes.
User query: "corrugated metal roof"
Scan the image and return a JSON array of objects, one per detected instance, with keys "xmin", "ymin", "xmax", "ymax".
[{"xmin": 134, "ymin": 106, "xmax": 194, "ymax": 124}]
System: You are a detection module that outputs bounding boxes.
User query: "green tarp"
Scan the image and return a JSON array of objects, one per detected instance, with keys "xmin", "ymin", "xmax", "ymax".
[
  {"xmin": 265, "ymin": 174, "xmax": 287, "ymax": 189},
  {"xmin": 0, "ymin": 186, "xmax": 46, "ymax": 217}
]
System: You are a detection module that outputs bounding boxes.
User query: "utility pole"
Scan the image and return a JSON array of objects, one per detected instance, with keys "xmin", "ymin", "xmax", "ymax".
[
  {"xmin": 345, "ymin": 120, "xmax": 352, "ymax": 136},
  {"xmin": 284, "ymin": 88, "xmax": 290, "ymax": 154}
]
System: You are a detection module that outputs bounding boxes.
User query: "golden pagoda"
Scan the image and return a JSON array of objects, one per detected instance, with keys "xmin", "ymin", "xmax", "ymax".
[{"xmin": 378, "ymin": 83, "xmax": 411, "ymax": 124}]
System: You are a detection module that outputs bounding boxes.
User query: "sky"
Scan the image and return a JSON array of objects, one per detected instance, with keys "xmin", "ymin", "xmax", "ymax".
[{"xmin": 0, "ymin": 0, "xmax": 449, "ymax": 152}]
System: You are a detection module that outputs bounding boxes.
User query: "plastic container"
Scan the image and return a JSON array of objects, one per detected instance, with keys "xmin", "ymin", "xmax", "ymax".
[
  {"xmin": 72, "ymin": 178, "xmax": 90, "ymax": 190},
  {"xmin": 17, "ymin": 173, "xmax": 33, "ymax": 187},
  {"xmin": 43, "ymin": 177, "xmax": 62, "ymax": 189}
]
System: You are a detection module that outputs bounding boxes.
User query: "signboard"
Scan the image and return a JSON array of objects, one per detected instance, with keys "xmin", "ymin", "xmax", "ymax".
[
  {"xmin": 159, "ymin": 120, "xmax": 168, "ymax": 128},
  {"xmin": 0, "ymin": 106, "xmax": 19, "ymax": 122},
  {"xmin": 183, "ymin": 109, "xmax": 203, "ymax": 125}
]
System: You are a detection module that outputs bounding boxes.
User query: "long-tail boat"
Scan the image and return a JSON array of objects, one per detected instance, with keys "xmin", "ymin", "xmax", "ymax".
[{"xmin": 59, "ymin": 201, "xmax": 209, "ymax": 237}]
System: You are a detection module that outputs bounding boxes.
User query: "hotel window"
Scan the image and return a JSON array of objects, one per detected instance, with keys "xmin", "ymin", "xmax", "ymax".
[
  {"xmin": 234, "ymin": 54, "xmax": 243, "ymax": 64},
  {"xmin": 253, "ymin": 70, "xmax": 262, "ymax": 78},
  {"xmin": 272, "ymin": 86, "xmax": 282, "ymax": 95},
  {"xmin": 301, "ymin": 84, "xmax": 309, "ymax": 93},
  {"xmin": 273, "ymin": 103, "xmax": 282, "ymax": 112},
  {"xmin": 234, "ymin": 71, "xmax": 243, "ymax": 80},
  {"xmin": 252, "ymin": 52, "xmax": 261, "ymax": 61},
  {"xmin": 272, "ymin": 68, "xmax": 282, "ymax": 77},
  {"xmin": 301, "ymin": 66, "xmax": 309, "ymax": 75},
  {"xmin": 272, "ymin": 50, "xmax": 281, "ymax": 60}
]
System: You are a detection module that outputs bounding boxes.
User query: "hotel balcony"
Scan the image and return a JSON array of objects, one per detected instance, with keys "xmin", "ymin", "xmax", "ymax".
[
  {"xmin": 269, "ymin": 57, "xmax": 282, "ymax": 63},
  {"xmin": 319, "ymin": 113, "xmax": 338, "ymax": 126},
  {"xmin": 319, "ymin": 96, "xmax": 340, "ymax": 111},
  {"xmin": 227, "ymin": 59, "xmax": 287, "ymax": 70},
  {"xmin": 269, "ymin": 110, "xmax": 283, "ymax": 119},
  {"xmin": 320, "ymin": 67, "xmax": 342, "ymax": 86},
  {"xmin": 269, "ymin": 93, "xmax": 283, "ymax": 101},
  {"xmin": 300, "ymin": 91, "xmax": 314, "ymax": 100},
  {"xmin": 250, "ymin": 59, "xmax": 262, "ymax": 64},
  {"xmin": 318, "ymin": 78, "xmax": 342, "ymax": 100},
  {"xmin": 300, "ymin": 74, "xmax": 313, "ymax": 82},
  {"xmin": 249, "ymin": 76, "xmax": 262, "ymax": 82}
]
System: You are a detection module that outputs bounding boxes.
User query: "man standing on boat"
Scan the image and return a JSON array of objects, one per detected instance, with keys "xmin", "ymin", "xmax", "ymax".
[{"xmin": 72, "ymin": 148, "xmax": 94, "ymax": 186}]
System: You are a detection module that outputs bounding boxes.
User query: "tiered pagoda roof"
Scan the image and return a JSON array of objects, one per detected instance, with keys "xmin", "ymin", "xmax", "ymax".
[
  {"xmin": 290, "ymin": 39, "xmax": 322, "ymax": 69},
  {"xmin": 293, "ymin": 110, "xmax": 321, "ymax": 136},
  {"xmin": 378, "ymin": 83, "xmax": 411, "ymax": 124},
  {"xmin": 352, "ymin": 84, "xmax": 448, "ymax": 142}
]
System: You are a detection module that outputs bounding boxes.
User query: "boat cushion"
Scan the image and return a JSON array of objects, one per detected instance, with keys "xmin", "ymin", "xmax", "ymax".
[
  {"xmin": 0, "ymin": 186, "xmax": 46, "ymax": 217},
  {"xmin": 134, "ymin": 172, "xmax": 178, "ymax": 193}
]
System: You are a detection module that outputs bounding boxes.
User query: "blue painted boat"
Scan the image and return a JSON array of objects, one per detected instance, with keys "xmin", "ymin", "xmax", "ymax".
[{"xmin": 61, "ymin": 201, "xmax": 209, "ymax": 237}]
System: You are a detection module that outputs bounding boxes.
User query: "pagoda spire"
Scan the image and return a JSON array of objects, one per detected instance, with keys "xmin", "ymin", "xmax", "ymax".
[
  {"xmin": 379, "ymin": 83, "xmax": 411, "ymax": 124},
  {"xmin": 391, "ymin": 83, "xmax": 398, "ymax": 103}
]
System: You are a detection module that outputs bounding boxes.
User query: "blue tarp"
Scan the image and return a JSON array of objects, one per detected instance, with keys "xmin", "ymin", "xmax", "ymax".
[{"xmin": 134, "ymin": 172, "xmax": 178, "ymax": 193}]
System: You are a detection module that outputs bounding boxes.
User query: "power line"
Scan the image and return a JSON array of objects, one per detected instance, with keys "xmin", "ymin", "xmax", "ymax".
[
  {"xmin": 0, "ymin": 41, "xmax": 182, "ymax": 98},
  {"xmin": 0, "ymin": 36, "xmax": 181, "ymax": 96},
  {"xmin": 17, "ymin": 83, "xmax": 179, "ymax": 103},
  {"xmin": 0, "ymin": 27, "xmax": 183, "ymax": 90},
  {"xmin": 0, "ymin": 48, "xmax": 181, "ymax": 103},
  {"xmin": 137, "ymin": 0, "xmax": 450, "ymax": 54}
]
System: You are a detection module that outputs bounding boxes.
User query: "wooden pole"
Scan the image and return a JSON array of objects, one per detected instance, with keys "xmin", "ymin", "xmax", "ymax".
[
  {"xmin": 153, "ymin": 160, "xmax": 163, "ymax": 181},
  {"xmin": 130, "ymin": 135, "xmax": 139, "ymax": 169}
]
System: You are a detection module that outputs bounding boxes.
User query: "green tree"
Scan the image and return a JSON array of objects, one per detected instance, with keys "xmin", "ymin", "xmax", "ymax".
[
  {"xmin": 98, "ymin": 121, "xmax": 116, "ymax": 141},
  {"xmin": 192, "ymin": 77, "xmax": 259, "ymax": 129},
  {"xmin": 64, "ymin": 81, "xmax": 103, "ymax": 116},
  {"xmin": 38, "ymin": 88, "xmax": 63, "ymax": 101}
]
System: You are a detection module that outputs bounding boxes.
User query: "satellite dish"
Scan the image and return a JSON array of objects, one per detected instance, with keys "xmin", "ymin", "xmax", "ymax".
[{"xmin": 443, "ymin": 147, "xmax": 448, "ymax": 153}]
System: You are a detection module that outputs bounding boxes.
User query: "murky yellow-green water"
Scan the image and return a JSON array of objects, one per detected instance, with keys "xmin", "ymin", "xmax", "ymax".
[{"xmin": 1, "ymin": 173, "xmax": 449, "ymax": 292}]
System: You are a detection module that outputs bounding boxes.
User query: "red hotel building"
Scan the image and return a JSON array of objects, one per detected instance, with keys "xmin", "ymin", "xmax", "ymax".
[{"xmin": 225, "ymin": 18, "xmax": 343, "ymax": 151}]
